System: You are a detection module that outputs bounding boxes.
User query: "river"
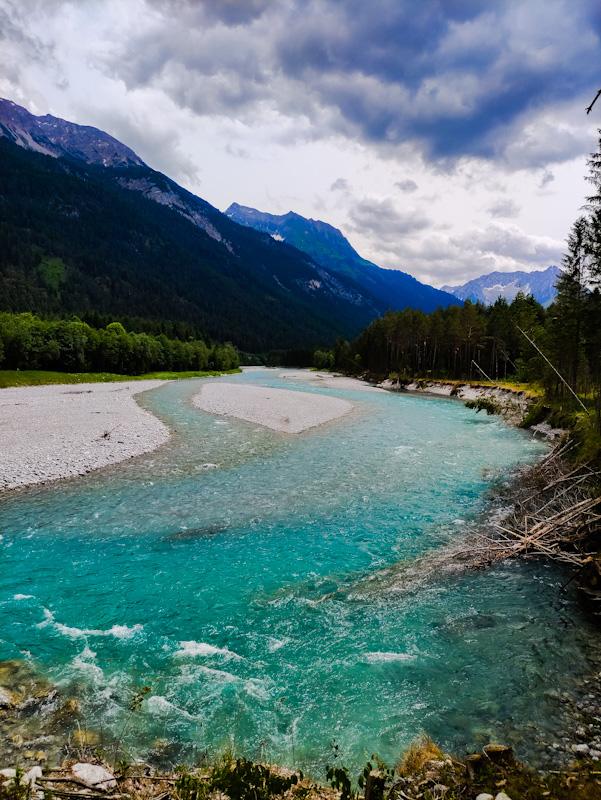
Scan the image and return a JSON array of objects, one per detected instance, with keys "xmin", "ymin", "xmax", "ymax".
[{"xmin": 0, "ymin": 369, "xmax": 598, "ymax": 773}]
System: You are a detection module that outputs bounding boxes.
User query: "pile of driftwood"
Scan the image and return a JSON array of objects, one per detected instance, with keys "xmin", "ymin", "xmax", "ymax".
[{"xmin": 467, "ymin": 438, "xmax": 600, "ymax": 568}]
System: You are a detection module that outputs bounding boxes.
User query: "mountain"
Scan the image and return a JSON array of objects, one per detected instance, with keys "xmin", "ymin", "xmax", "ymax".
[
  {"xmin": 0, "ymin": 98, "xmax": 143, "ymax": 167},
  {"xmin": 441, "ymin": 266, "xmax": 561, "ymax": 307},
  {"xmin": 0, "ymin": 99, "xmax": 389, "ymax": 351},
  {"xmin": 226, "ymin": 204, "xmax": 460, "ymax": 313}
]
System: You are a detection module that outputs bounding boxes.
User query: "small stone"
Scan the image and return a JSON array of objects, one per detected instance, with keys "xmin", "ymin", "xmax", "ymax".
[
  {"xmin": 571, "ymin": 743, "xmax": 590, "ymax": 755},
  {"xmin": 34, "ymin": 751, "xmax": 47, "ymax": 761},
  {"xmin": 0, "ymin": 687, "xmax": 18, "ymax": 707},
  {"xmin": 0, "ymin": 769, "xmax": 17, "ymax": 780},
  {"xmin": 72, "ymin": 763, "xmax": 116, "ymax": 791},
  {"xmin": 495, "ymin": 793, "xmax": 513, "ymax": 800},
  {"xmin": 23, "ymin": 766, "xmax": 42, "ymax": 787},
  {"xmin": 475, "ymin": 794, "xmax": 494, "ymax": 800}
]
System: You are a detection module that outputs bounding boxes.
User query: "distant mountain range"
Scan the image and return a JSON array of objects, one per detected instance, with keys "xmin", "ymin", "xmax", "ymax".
[
  {"xmin": 0, "ymin": 98, "xmax": 459, "ymax": 351},
  {"xmin": 441, "ymin": 265, "xmax": 561, "ymax": 307},
  {"xmin": 226, "ymin": 204, "xmax": 459, "ymax": 314}
]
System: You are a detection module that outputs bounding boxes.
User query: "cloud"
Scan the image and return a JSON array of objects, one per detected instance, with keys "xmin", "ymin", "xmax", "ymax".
[
  {"xmin": 454, "ymin": 224, "xmax": 562, "ymax": 264},
  {"xmin": 330, "ymin": 177, "xmax": 349, "ymax": 192},
  {"xmin": 539, "ymin": 169, "xmax": 555, "ymax": 189},
  {"xmin": 101, "ymin": 0, "xmax": 599, "ymax": 167},
  {"xmin": 348, "ymin": 197, "xmax": 431, "ymax": 241},
  {"xmin": 395, "ymin": 179, "xmax": 418, "ymax": 193},
  {"xmin": 359, "ymin": 221, "xmax": 564, "ymax": 285},
  {"xmin": 488, "ymin": 198, "xmax": 520, "ymax": 218}
]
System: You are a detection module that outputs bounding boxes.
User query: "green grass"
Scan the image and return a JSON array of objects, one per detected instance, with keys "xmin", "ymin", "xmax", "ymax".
[{"xmin": 0, "ymin": 368, "xmax": 241, "ymax": 388}]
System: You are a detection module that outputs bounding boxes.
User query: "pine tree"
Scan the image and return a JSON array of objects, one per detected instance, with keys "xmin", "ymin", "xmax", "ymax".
[{"xmin": 546, "ymin": 218, "xmax": 589, "ymax": 399}]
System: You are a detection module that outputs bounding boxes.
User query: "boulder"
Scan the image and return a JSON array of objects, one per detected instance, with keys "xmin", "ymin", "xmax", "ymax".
[{"xmin": 72, "ymin": 763, "xmax": 116, "ymax": 791}]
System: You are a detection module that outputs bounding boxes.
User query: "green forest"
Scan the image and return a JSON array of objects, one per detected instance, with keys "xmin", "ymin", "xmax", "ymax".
[
  {"xmin": 316, "ymin": 134, "xmax": 601, "ymax": 427},
  {"xmin": 0, "ymin": 313, "xmax": 239, "ymax": 374}
]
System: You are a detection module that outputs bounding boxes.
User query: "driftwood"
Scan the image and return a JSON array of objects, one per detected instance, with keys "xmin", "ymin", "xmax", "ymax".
[{"xmin": 454, "ymin": 438, "xmax": 600, "ymax": 568}]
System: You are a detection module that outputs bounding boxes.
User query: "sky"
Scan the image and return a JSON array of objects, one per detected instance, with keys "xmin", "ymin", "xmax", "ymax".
[{"xmin": 1, "ymin": 0, "xmax": 600, "ymax": 287}]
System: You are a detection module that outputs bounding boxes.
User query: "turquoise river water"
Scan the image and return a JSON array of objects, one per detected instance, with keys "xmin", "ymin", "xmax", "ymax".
[{"xmin": 1, "ymin": 369, "xmax": 600, "ymax": 772}]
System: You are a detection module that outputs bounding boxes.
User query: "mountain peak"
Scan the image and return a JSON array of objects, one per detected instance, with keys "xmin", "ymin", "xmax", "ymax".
[
  {"xmin": 0, "ymin": 98, "xmax": 145, "ymax": 168},
  {"xmin": 441, "ymin": 265, "xmax": 561, "ymax": 307},
  {"xmin": 226, "ymin": 202, "xmax": 460, "ymax": 313}
]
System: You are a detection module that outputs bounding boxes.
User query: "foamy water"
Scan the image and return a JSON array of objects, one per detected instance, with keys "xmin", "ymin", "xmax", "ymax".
[{"xmin": 0, "ymin": 369, "xmax": 598, "ymax": 773}]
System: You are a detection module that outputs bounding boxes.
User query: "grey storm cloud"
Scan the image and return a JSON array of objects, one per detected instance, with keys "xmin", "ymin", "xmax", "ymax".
[{"xmin": 103, "ymin": 0, "xmax": 600, "ymax": 167}]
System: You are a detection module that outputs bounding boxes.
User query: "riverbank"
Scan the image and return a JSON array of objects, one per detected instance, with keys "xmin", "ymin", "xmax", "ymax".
[
  {"xmin": 0, "ymin": 380, "xmax": 170, "ymax": 491},
  {"xmin": 0, "ymin": 369, "xmax": 243, "ymax": 491},
  {"xmin": 379, "ymin": 376, "xmax": 541, "ymax": 428}
]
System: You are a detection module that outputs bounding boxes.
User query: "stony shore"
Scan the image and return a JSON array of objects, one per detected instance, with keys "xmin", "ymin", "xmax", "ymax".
[
  {"xmin": 0, "ymin": 380, "xmax": 169, "ymax": 491},
  {"xmin": 193, "ymin": 381, "xmax": 354, "ymax": 433}
]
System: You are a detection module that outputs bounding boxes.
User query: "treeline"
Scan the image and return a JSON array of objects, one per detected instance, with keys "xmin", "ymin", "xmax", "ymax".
[
  {"xmin": 316, "ymin": 132, "xmax": 601, "ymax": 424},
  {"xmin": 316, "ymin": 294, "xmax": 546, "ymax": 381},
  {"xmin": 0, "ymin": 313, "xmax": 240, "ymax": 374}
]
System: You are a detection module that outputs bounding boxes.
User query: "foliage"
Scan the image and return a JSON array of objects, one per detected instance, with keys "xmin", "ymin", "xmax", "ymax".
[
  {"xmin": 175, "ymin": 758, "xmax": 299, "ymax": 800},
  {"xmin": 313, "ymin": 348, "xmax": 335, "ymax": 369},
  {"xmin": 0, "ymin": 771, "xmax": 30, "ymax": 800},
  {"xmin": 0, "ymin": 311, "xmax": 239, "ymax": 375},
  {"xmin": 325, "ymin": 765, "xmax": 353, "ymax": 800},
  {"xmin": 464, "ymin": 397, "xmax": 502, "ymax": 416},
  {"xmin": 396, "ymin": 735, "xmax": 444, "ymax": 777},
  {"xmin": 357, "ymin": 756, "xmax": 395, "ymax": 800},
  {"xmin": 37, "ymin": 256, "xmax": 66, "ymax": 294}
]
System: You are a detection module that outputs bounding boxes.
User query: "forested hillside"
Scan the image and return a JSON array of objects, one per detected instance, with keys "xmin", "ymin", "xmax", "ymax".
[
  {"xmin": 0, "ymin": 133, "xmax": 380, "ymax": 352},
  {"xmin": 226, "ymin": 203, "xmax": 460, "ymax": 312}
]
